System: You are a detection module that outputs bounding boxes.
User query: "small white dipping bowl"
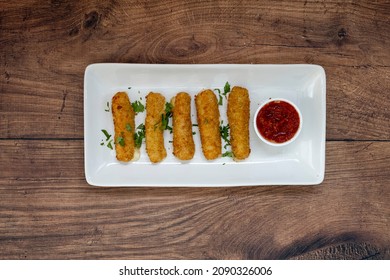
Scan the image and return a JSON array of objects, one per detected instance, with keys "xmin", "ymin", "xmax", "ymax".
[{"xmin": 253, "ymin": 98, "xmax": 302, "ymax": 146}]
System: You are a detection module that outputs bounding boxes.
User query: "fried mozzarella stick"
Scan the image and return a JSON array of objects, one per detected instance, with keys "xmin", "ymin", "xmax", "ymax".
[
  {"xmin": 145, "ymin": 92, "xmax": 167, "ymax": 163},
  {"xmin": 195, "ymin": 89, "xmax": 221, "ymax": 160},
  {"xmin": 227, "ymin": 86, "xmax": 251, "ymax": 160},
  {"xmin": 171, "ymin": 92, "xmax": 195, "ymax": 160},
  {"xmin": 112, "ymin": 92, "xmax": 136, "ymax": 162}
]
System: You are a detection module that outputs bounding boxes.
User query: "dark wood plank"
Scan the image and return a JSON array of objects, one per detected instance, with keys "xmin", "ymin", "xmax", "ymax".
[
  {"xmin": 326, "ymin": 66, "xmax": 390, "ymax": 140},
  {"xmin": 2, "ymin": 1, "xmax": 389, "ymax": 66},
  {"xmin": 1, "ymin": 1, "xmax": 389, "ymax": 140},
  {"xmin": 0, "ymin": 140, "xmax": 389, "ymax": 259},
  {"xmin": 0, "ymin": 140, "xmax": 84, "ymax": 180}
]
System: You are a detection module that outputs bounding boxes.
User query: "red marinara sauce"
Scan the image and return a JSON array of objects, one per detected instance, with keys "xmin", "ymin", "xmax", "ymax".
[{"xmin": 256, "ymin": 100, "xmax": 300, "ymax": 144}]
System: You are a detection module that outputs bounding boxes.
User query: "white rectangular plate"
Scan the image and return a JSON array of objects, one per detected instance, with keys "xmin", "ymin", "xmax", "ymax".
[{"xmin": 84, "ymin": 64, "xmax": 326, "ymax": 187}]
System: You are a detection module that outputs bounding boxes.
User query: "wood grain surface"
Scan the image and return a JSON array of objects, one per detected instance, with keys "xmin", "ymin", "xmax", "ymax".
[{"xmin": 0, "ymin": 0, "xmax": 389, "ymax": 259}]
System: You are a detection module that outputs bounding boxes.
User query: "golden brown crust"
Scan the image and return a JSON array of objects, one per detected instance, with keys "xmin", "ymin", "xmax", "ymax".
[
  {"xmin": 171, "ymin": 92, "xmax": 195, "ymax": 160},
  {"xmin": 227, "ymin": 86, "xmax": 251, "ymax": 160},
  {"xmin": 145, "ymin": 92, "xmax": 167, "ymax": 163},
  {"xmin": 111, "ymin": 92, "xmax": 136, "ymax": 162},
  {"xmin": 195, "ymin": 89, "xmax": 221, "ymax": 160}
]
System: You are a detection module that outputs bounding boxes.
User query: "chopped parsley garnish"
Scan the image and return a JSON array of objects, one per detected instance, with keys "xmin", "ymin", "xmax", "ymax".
[
  {"xmin": 116, "ymin": 132, "xmax": 125, "ymax": 147},
  {"xmin": 134, "ymin": 123, "xmax": 145, "ymax": 148},
  {"xmin": 117, "ymin": 136, "xmax": 125, "ymax": 147},
  {"xmin": 161, "ymin": 102, "xmax": 173, "ymax": 132},
  {"xmin": 192, "ymin": 131, "xmax": 196, "ymax": 135},
  {"xmin": 224, "ymin": 81, "xmax": 231, "ymax": 94},
  {"xmin": 220, "ymin": 121, "xmax": 232, "ymax": 158},
  {"xmin": 107, "ymin": 139, "xmax": 113, "ymax": 150},
  {"xmin": 214, "ymin": 88, "xmax": 223, "ymax": 105},
  {"xmin": 128, "ymin": 87, "xmax": 132, "ymax": 89},
  {"xmin": 132, "ymin": 100, "xmax": 145, "ymax": 114},
  {"xmin": 192, "ymin": 124, "xmax": 198, "ymax": 127},
  {"xmin": 126, "ymin": 123, "xmax": 132, "ymax": 132},
  {"xmin": 218, "ymin": 95, "xmax": 223, "ymax": 106},
  {"xmin": 215, "ymin": 81, "xmax": 231, "ymax": 105},
  {"xmin": 222, "ymin": 151, "xmax": 233, "ymax": 158},
  {"xmin": 161, "ymin": 115, "xmax": 172, "ymax": 132},
  {"xmin": 165, "ymin": 102, "xmax": 173, "ymax": 116},
  {"xmin": 219, "ymin": 122, "xmax": 231, "ymax": 147},
  {"xmin": 100, "ymin": 129, "xmax": 113, "ymax": 150},
  {"xmin": 101, "ymin": 129, "xmax": 111, "ymax": 141},
  {"xmin": 104, "ymin": 102, "xmax": 110, "ymax": 112},
  {"xmin": 161, "ymin": 114, "xmax": 168, "ymax": 130}
]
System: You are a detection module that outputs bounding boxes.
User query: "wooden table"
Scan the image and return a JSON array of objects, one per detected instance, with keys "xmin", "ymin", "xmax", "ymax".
[{"xmin": 1, "ymin": 0, "xmax": 389, "ymax": 260}]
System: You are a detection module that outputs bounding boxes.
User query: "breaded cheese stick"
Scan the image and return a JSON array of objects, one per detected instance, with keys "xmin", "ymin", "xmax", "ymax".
[
  {"xmin": 195, "ymin": 89, "xmax": 221, "ymax": 160},
  {"xmin": 112, "ymin": 92, "xmax": 136, "ymax": 162},
  {"xmin": 171, "ymin": 92, "xmax": 195, "ymax": 160},
  {"xmin": 227, "ymin": 86, "xmax": 251, "ymax": 160},
  {"xmin": 145, "ymin": 92, "xmax": 167, "ymax": 163}
]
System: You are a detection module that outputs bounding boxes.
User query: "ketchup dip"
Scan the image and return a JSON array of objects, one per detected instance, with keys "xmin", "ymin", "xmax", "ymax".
[{"xmin": 255, "ymin": 99, "xmax": 301, "ymax": 145}]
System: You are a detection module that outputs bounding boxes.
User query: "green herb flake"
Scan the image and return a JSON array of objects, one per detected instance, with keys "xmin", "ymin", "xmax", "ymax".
[
  {"xmin": 218, "ymin": 95, "xmax": 223, "ymax": 106},
  {"xmin": 165, "ymin": 102, "xmax": 173, "ymax": 116},
  {"xmin": 101, "ymin": 129, "xmax": 111, "ymax": 141},
  {"xmin": 117, "ymin": 132, "xmax": 125, "ymax": 147},
  {"xmin": 192, "ymin": 124, "xmax": 198, "ymax": 127},
  {"xmin": 132, "ymin": 100, "xmax": 145, "ymax": 114},
  {"xmin": 215, "ymin": 82, "xmax": 231, "ymax": 106},
  {"xmin": 134, "ymin": 123, "xmax": 146, "ymax": 148},
  {"xmin": 160, "ymin": 102, "xmax": 173, "ymax": 131},
  {"xmin": 219, "ymin": 123, "xmax": 231, "ymax": 147},
  {"xmin": 161, "ymin": 114, "xmax": 168, "ymax": 130},
  {"xmin": 224, "ymin": 81, "xmax": 231, "ymax": 94},
  {"xmin": 192, "ymin": 131, "xmax": 196, "ymax": 135},
  {"xmin": 222, "ymin": 151, "xmax": 233, "ymax": 158},
  {"xmin": 128, "ymin": 87, "xmax": 132, "ymax": 90},
  {"xmin": 161, "ymin": 114, "xmax": 173, "ymax": 132},
  {"xmin": 117, "ymin": 136, "xmax": 125, "ymax": 147},
  {"xmin": 100, "ymin": 129, "xmax": 114, "ymax": 150},
  {"xmin": 104, "ymin": 101, "xmax": 110, "ymax": 112},
  {"xmin": 126, "ymin": 123, "xmax": 132, "ymax": 132},
  {"xmin": 107, "ymin": 139, "xmax": 113, "ymax": 150}
]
